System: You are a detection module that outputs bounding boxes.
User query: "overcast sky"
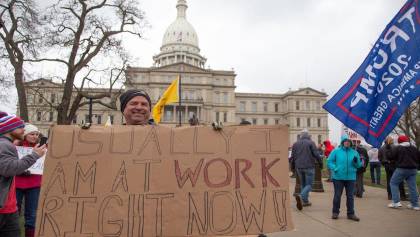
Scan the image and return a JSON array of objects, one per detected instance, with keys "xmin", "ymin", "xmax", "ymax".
[{"xmin": 1, "ymin": 0, "xmax": 407, "ymax": 143}]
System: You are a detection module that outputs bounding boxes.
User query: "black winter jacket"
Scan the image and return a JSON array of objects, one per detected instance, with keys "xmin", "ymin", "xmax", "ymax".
[
  {"xmin": 291, "ymin": 133, "xmax": 322, "ymax": 169},
  {"xmin": 390, "ymin": 142, "xmax": 420, "ymax": 169}
]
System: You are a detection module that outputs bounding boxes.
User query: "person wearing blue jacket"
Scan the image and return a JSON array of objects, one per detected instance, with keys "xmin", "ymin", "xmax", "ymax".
[{"xmin": 327, "ymin": 135, "xmax": 362, "ymax": 221}]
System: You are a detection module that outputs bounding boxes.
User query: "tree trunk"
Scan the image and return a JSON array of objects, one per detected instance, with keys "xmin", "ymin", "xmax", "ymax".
[
  {"xmin": 14, "ymin": 65, "xmax": 28, "ymax": 121},
  {"xmin": 56, "ymin": 70, "xmax": 76, "ymax": 125}
]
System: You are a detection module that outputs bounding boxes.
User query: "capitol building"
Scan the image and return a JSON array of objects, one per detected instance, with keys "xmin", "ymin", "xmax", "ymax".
[{"xmin": 21, "ymin": 0, "xmax": 329, "ymax": 144}]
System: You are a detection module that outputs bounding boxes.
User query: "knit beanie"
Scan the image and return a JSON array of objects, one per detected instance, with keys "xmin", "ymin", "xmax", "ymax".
[
  {"xmin": 397, "ymin": 135, "xmax": 409, "ymax": 144},
  {"xmin": 0, "ymin": 112, "xmax": 25, "ymax": 135},
  {"xmin": 120, "ymin": 89, "xmax": 152, "ymax": 112},
  {"xmin": 24, "ymin": 123, "xmax": 39, "ymax": 136}
]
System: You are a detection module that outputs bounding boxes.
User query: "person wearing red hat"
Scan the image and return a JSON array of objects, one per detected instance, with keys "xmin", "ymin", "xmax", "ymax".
[
  {"xmin": 0, "ymin": 112, "xmax": 46, "ymax": 237},
  {"xmin": 388, "ymin": 135, "xmax": 420, "ymax": 211}
]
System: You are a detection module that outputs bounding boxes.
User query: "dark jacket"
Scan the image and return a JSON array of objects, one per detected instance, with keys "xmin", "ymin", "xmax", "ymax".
[
  {"xmin": 0, "ymin": 136, "xmax": 39, "ymax": 208},
  {"xmin": 390, "ymin": 142, "xmax": 420, "ymax": 169},
  {"xmin": 378, "ymin": 144, "xmax": 396, "ymax": 169},
  {"xmin": 291, "ymin": 132, "xmax": 322, "ymax": 169},
  {"xmin": 355, "ymin": 146, "xmax": 368, "ymax": 173}
]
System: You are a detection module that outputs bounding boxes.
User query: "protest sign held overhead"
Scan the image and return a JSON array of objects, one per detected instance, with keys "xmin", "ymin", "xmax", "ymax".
[
  {"xmin": 35, "ymin": 125, "xmax": 293, "ymax": 237},
  {"xmin": 323, "ymin": 0, "xmax": 420, "ymax": 147}
]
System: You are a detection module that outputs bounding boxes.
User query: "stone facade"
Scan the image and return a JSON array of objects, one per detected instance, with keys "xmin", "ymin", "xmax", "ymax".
[{"xmin": 18, "ymin": 0, "xmax": 329, "ymax": 144}]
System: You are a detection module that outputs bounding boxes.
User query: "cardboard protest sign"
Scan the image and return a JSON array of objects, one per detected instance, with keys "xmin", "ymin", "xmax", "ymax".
[
  {"xmin": 36, "ymin": 125, "xmax": 293, "ymax": 237},
  {"xmin": 16, "ymin": 146, "xmax": 45, "ymax": 175}
]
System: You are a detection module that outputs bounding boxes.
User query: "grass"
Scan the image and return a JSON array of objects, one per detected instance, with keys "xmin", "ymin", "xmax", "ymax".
[
  {"xmin": 19, "ymin": 214, "xmax": 24, "ymax": 237},
  {"xmin": 322, "ymin": 159, "xmax": 420, "ymax": 190},
  {"xmin": 362, "ymin": 166, "xmax": 420, "ymax": 190}
]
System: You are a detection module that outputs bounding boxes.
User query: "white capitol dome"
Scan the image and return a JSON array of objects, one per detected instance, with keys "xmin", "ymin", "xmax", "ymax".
[{"xmin": 153, "ymin": 0, "xmax": 206, "ymax": 68}]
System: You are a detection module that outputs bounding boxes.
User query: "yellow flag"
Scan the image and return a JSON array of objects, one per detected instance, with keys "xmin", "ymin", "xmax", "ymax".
[
  {"xmin": 104, "ymin": 116, "xmax": 112, "ymax": 127},
  {"xmin": 152, "ymin": 76, "xmax": 179, "ymax": 123}
]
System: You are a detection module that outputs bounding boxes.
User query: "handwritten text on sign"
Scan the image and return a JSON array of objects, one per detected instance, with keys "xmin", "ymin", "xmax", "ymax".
[{"xmin": 35, "ymin": 125, "xmax": 293, "ymax": 237}]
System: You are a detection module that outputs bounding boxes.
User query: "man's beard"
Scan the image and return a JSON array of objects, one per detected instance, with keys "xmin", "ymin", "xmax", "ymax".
[{"xmin": 11, "ymin": 132, "xmax": 24, "ymax": 141}]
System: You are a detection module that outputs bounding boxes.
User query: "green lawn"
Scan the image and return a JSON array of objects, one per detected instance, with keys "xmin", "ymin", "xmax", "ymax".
[
  {"xmin": 322, "ymin": 159, "xmax": 420, "ymax": 189},
  {"xmin": 362, "ymin": 166, "xmax": 420, "ymax": 190}
]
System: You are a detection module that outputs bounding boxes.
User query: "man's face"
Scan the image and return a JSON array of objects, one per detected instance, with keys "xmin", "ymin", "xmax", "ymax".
[
  {"xmin": 10, "ymin": 128, "xmax": 25, "ymax": 141},
  {"xmin": 343, "ymin": 140, "xmax": 351, "ymax": 148},
  {"xmin": 123, "ymin": 96, "xmax": 151, "ymax": 125}
]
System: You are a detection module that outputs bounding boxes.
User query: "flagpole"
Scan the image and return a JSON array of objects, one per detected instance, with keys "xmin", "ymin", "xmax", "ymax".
[{"xmin": 178, "ymin": 73, "xmax": 182, "ymax": 126}]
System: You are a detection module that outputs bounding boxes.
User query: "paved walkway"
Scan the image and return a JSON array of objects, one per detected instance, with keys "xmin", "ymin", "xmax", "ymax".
[{"xmin": 269, "ymin": 178, "xmax": 420, "ymax": 237}]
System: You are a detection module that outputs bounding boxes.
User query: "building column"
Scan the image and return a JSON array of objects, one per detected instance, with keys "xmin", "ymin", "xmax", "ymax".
[
  {"xmin": 185, "ymin": 106, "xmax": 189, "ymax": 122},
  {"xmin": 172, "ymin": 106, "xmax": 176, "ymax": 122}
]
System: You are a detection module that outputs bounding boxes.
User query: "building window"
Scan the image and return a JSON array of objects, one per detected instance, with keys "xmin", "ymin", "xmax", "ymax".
[
  {"xmin": 223, "ymin": 92, "xmax": 228, "ymax": 104},
  {"xmin": 38, "ymin": 96, "xmax": 43, "ymax": 104},
  {"xmin": 72, "ymin": 115, "xmax": 78, "ymax": 124},
  {"xmin": 216, "ymin": 112, "xmax": 220, "ymax": 122},
  {"xmin": 97, "ymin": 115, "xmax": 102, "ymax": 124},
  {"xmin": 251, "ymin": 102, "xmax": 257, "ymax": 112},
  {"xmin": 275, "ymin": 119, "xmax": 279, "ymax": 125},
  {"xmin": 275, "ymin": 103, "xmax": 279, "ymax": 112},
  {"xmin": 263, "ymin": 102, "xmax": 268, "ymax": 112},
  {"xmin": 37, "ymin": 112, "xmax": 42, "ymax": 121},
  {"xmin": 316, "ymin": 101, "xmax": 321, "ymax": 110},
  {"xmin": 51, "ymin": 93, "xmax": 56, "ymax": 103},
  {"xmin": 264, "ymin": 118, "xmax": 268, "ymax": 125},
  {"xmin": 306, "ymin": 100, "xmax": 310, "ymax": 110},
  {"xmin": 317, "ymin": 118, "xmax": 321, "ymax": 127},
  {"xmin": 164, "ymin": 106, "xmax": 173, "ymax": 121},
  {"xmin": 223, "ymin": 112, "xmax": 227, "ymax": 122},
  {"xmin": 49, "ymin": 112, "xmax": 54, "ymax": 122},
  {"xmin": 85, "ymin": 114, "xmax": 90, "ymax": 123},
  {"xmin": 307, "ymin": 118, "xmax": 311, "ymax": 127},
  {"xmin": 214, "ymin": 92, "xmax": 220, "ymax": 103},
  {"xmin": 239, "ymin": 101, "xmax": 246, "ymax": 112},
  {"xmin": 296, "ymin": 118, "xmax": 300, "ymax": 127},
  {"xmin": 110, "ymin": 115, "xmax": 114, "ymax": 124},
  {"xmin": 318, "ymin": 135, "xmax": 322, "ymax": 145},
  {"xmin": 296, "ymin": 101, "xmax": 300, "ymax": 110},
  {"xmin": 252, "ymin": 118, "xmax": 257, "ymax": 125}
]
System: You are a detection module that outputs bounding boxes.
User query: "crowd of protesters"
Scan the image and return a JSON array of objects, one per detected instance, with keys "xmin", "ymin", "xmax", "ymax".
[
  {"xmin": 0, "ymin": 90, "xmax": 419, "ymax": 236},
  {"xmin": 290, "ymin": 129, "xmax": 420, "ymax": 222}
]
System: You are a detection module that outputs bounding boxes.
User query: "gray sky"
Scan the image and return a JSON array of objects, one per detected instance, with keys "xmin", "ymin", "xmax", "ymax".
[{"xmin": 1, "ymin": 0, "xmax": 407, "ymax": 143}]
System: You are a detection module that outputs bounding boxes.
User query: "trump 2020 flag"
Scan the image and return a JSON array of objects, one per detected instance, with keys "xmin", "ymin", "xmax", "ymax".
[{"xmin": 323, "ymin": 0, "xmax": 420, "ymax": 147}]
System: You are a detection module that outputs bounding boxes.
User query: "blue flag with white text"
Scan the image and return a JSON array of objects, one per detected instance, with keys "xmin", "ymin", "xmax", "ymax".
[{"xmin": 323, "ymin": 0, "xmax": 420, "ymax": 147}]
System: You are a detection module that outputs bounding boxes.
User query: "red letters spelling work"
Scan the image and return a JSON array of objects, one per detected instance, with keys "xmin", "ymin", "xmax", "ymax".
[{"xmin": 174, "ymin": 158, "xmax": 281, "ymax": 189}]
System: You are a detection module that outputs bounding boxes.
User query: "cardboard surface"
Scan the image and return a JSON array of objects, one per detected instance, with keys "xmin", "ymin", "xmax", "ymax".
[{"xmin": 35, "ymin": 125, "xmax": 293, "ymax": 237}]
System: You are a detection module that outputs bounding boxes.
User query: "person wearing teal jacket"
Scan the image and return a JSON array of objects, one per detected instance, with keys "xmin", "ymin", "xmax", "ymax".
[{"xmin": 327, "ymin": 135, "xmax": 362, "ymax": 221}]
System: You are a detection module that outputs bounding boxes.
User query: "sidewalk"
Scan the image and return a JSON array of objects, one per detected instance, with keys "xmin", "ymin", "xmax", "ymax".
[{"xmin": 270, "ymin": 178, "xmax": 420, "ymax": 237}]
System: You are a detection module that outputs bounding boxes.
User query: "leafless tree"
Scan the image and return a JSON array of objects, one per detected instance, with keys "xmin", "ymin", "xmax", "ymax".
[
  {"xmin": 0, "ymin": 0, "xmax": 41, "ymax": 121},
  {"xmin": 30, "ymin": 0, "xmax": 146, "ymax": 124},
  {"xmin": 395, "ymin": 98, "xmax": 420, "ymax": 148}
]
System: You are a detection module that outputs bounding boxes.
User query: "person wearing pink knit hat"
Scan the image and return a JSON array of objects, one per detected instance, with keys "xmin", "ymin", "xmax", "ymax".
[{"xmin": 0, "ymin": 112, "xmax": 46, "ymax": 236}]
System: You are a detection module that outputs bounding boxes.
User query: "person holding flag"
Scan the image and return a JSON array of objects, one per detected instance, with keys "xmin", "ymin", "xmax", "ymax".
[
  {"xmin": 323, "ymin": 0, "xmax": 420, "ymax": 148},
  {"xmin": 152, "ymin": 76, "xmax": 179, "ymax": 124}
]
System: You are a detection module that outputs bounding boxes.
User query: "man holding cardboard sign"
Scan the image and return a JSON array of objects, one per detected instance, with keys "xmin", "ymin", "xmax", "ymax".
[
  {"xmin": 35, "ymin": 123, "xmax": 293, "ymax": 236},
  {"xmin": 120, "ymin": 89, "xmax": 155, "ymax": 125}
]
